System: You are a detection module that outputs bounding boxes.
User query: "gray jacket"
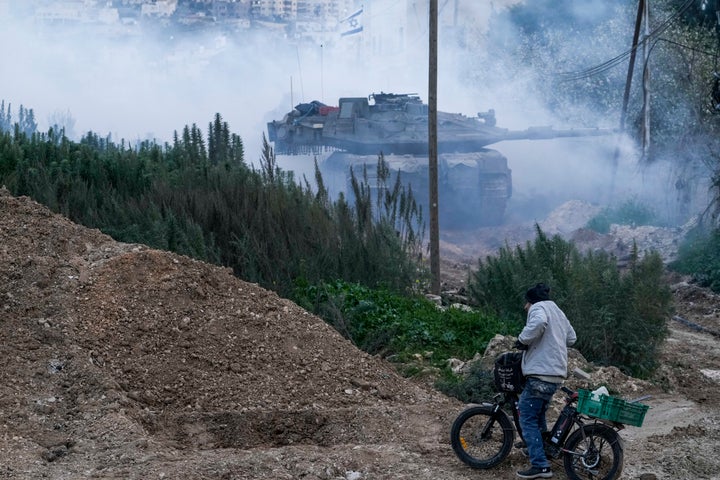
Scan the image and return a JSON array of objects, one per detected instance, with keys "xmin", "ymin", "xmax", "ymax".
[{"xmin": 518, "ymin": 300, "xmax": 577, "ymax": 379}]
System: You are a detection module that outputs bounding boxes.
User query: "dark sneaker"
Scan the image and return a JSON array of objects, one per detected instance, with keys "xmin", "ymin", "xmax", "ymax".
[{"xmin": 516, "ymin": 466, "xmax": 553, "ymax": 479}]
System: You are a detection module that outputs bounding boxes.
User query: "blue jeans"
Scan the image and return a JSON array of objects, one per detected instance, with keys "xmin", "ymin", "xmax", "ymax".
[{"xmin": 519, "ymin": 377, "xmax": 559, "ymax": 468}]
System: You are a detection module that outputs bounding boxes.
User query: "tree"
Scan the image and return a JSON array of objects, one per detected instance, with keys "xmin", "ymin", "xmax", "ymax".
[
  {"xmin": 17, "ymin": 106, "xmax": 37, "ymax": 137},
  {"xmin": 0, "ymin": 100, "xmax": 11, "ymax": 132}
]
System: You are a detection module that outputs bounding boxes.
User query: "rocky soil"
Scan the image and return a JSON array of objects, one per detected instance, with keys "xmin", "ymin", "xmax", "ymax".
[{"xmin": 1, "ymin": 189, "xmax": 719, "ymax": 479}]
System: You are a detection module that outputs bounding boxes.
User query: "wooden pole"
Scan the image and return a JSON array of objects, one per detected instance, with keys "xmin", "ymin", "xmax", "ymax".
[
  {"xmin": 620, "ymin": 0, "xmax": 645, "ymax": 132},
  {"xmin": 611, "ymin": 0, "xmax": 645, "ymax": 195},
  {"xmin": 641, "ymin": 0, "xmax": 651, "ymax": 157},
  {"xmin": 429, "ymin": 0, "xmax": 440, "ymax": 295}
]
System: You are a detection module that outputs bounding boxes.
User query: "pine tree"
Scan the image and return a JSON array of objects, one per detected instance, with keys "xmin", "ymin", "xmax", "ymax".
[
  {"xmin": 0, "ymin": 100, "xmax": 11, "ymax": 131},
  {"xmin": 18, "ymin": 105, "xmax": 37, "ymax": 137}
]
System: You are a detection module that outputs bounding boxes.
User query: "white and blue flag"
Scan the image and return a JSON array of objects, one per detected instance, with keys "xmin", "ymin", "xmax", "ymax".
[{"xmin": 340, "ymin": 7, "xmax": 363, "ymax": 37}]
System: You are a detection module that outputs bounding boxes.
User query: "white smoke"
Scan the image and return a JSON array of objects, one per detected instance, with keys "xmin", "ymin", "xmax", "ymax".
[{"xmin": 0, "ymin": 0, "xmax": 707, "ymax": 227}]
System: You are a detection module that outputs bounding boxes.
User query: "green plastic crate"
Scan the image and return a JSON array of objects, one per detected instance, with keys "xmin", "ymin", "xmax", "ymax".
[
  {"xmin": 602, "ymin": 396, "xmax": 650, "ymax": 427},
  {"xmin": 576, "ymin": 389, "xmax": 649, "ymax": 427},
  {"xmin": 576, "ymin": 389, "xmax": 606, "ymax": 417}
]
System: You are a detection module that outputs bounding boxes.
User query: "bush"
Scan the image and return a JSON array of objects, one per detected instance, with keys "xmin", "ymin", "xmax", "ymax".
[
  {"xmin": 669, "ymin": 227, "xmax": 720, "ymax": 292},
  {"xmin": 435, "ymin": 362, "xmax": 496, "ymax": 404},
  {"xmin": 292, "ymin": 280, "xmax": 514, "ymax": 365},
  {"xmin": 467, "ymin": 226, "xmax": 577, "ymax": 321},
  {"xmin": 586, "ymin": 197, "xmax": 662, "ymax": 234},
  {"xmin": 467, "ymin": 226, "xmax": 672, "ymax": 378}
]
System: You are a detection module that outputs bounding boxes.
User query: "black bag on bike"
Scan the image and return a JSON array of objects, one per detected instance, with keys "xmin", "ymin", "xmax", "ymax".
[{"xmin": 493, "ymin": 351, "xmax": 525, "ymax": 393}]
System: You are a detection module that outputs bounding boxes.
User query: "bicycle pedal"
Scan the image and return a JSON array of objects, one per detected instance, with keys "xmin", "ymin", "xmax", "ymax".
[{"xmin": 545, "ymin": 445, "xmax": 561, "ymax": 458}]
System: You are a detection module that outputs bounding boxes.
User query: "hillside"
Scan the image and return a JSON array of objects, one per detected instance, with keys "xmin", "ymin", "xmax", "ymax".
[{"xmin": 1, "ymin": 187, "xmax": 719, "ymax": 480}]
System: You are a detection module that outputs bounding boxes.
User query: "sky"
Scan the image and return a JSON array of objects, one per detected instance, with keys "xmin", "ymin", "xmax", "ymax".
[{"xmin": 0, "ymin": 0, "xmax": 707, "ymax": 227}]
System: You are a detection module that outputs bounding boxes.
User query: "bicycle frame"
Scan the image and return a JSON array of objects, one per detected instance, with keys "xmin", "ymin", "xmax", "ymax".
[{"xmin": 483, "ymin": 391, "xmax": 521, "ymax": 428}]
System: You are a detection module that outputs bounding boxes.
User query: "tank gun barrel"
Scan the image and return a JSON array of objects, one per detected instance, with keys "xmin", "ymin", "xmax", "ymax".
[{"xmin": 499, "ymin": 126, "xmax": 617, "ymax": 142}]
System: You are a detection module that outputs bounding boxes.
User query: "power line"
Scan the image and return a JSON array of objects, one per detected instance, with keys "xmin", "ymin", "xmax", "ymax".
[{"xmin": 556, "ymin": 0, "xmax": 695, "ymax": 81}]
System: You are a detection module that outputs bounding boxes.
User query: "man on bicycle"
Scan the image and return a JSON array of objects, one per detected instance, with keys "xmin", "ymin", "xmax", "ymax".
[{"xmin": 515, "ymin": 283, "xmax": 577, "ymax": 479}]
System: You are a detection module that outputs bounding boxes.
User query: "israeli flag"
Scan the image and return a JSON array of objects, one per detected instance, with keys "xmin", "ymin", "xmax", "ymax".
[{"xmin": 340, "ymin": 7, "xmax": 363, "ymax": 37}]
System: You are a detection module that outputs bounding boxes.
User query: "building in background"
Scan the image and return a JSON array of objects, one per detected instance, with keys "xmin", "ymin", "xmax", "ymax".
[
  {"xmin": 15, "ymin": 0, "xmax": 510, "ymax": 62},
  {"xmin": 140, "ymin": 0, "xmax": 177, "ymax": 17},
  {"xmin": 250, "ymin": 0, "xmax": 353, "ymax": 22}
]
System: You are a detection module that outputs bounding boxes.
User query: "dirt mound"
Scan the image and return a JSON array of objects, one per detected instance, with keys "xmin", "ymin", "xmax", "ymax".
[
  {"xmin": 0, "ymin": 189, "xmax": 465, "ymax": 478},
  {"xmin": 1, "ymin": 189, "xmax": 720, "ymax": 479}
]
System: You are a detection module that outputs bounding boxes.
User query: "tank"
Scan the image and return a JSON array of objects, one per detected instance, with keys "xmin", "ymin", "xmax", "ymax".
[{"xmin": 267, "ymin": 92, "xmax": 612, "ymax": 228}]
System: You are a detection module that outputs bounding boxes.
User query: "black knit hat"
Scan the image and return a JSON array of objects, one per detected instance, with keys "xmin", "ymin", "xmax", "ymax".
[{"xmin": 525, "ymin": 283, "xmax": 550, "ymax": 304}]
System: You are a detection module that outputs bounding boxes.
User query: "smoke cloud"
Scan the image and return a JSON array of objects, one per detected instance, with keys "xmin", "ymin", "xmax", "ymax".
[{"xmin": 0, "ymin": 1, "xmax": 707, "ymax": 227}]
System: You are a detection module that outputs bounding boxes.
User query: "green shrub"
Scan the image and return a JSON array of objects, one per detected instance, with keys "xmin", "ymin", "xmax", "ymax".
[
  {"xmin": 670, "ymin": 227, "xmax": 720, "ymax": 292},
  {"xmin": 292, "ymin": 280, "xmax": 514, "ymax": 365},
  {"xmin": 468, "ymin": 226, "xmax": 576, "ymax": 322},
  {"xmin": 434, "ymin": 362, "xmax": 496, "ymax": 404},
  {"xmin": 586, "ymin": 212, "xmax": 612, "ymax": 234},
  {"xmin": 467, "ymin": 226, "xmax": 672, "ymax": 378},
  {"xmin": 586, "ymin": 197, "xmax": 662, "ymax": 234}
]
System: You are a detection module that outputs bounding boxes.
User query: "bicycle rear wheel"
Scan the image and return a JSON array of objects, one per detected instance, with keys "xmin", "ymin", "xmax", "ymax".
[
  {"xmin": 450, "ymin": 405, "xmax": 514, "ymax": 469},
  {"xmin": 563, "ymin": 423, "xmax": 624, "ymax": 480}
]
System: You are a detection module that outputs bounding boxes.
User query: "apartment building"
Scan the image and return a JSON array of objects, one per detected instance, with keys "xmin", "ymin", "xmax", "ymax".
[
  {"xmin": 141, "ymin": 0, "xmax": 177, "ymax": 16},
  {"xmin": 33, "ymin": 1, "xmax": 121, "ymax": 24},
  {"xmin": 250, "ymin": 0, "xmax": 354, "ymax": 23}
]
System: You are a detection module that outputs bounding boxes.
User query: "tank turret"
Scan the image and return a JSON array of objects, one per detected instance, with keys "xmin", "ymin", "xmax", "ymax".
[{"xmin": 267, "ymin": 93, "xmax": 613, "ymax": 227}]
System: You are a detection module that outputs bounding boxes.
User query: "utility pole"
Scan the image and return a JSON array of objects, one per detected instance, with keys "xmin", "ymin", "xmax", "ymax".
[
  {"xmin": 429, "ymin": 0, "xmax": 440, "ymax": 295},
  {"xmin": 641, "ymin": 0, "xmax": 651, "ymax": 157},
  {"xmin": 619, "ymin": 0, "xmax": 645, "ymax": 134},
  {"xmin": 611, "ymin": 0, "xmax": 645, "ymax": 195}
]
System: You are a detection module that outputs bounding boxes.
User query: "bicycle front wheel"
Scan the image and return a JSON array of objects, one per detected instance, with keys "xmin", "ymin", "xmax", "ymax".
[
  {"xmin": 450, "ymin": 405, "xmax": 514, "ymax": 469},
  {"xmin": 563, "ymin": 423, "xmax": 624, "ymax": 480}
]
